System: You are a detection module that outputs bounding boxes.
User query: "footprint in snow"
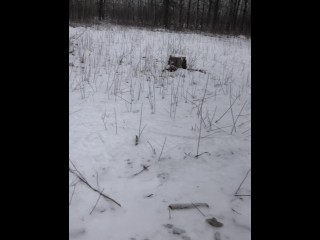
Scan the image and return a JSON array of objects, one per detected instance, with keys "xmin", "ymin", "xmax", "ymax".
[
  {"xmin": 157, "ymin": 172, "xmax": 170, "ymax": 184},
  {"xmin": 214, "ymin": 232, "xmax": 221, "ymax": 240},
  {"xmin": 69, "ymin": 228, "xmax": 86, "ymax": 238},
  {"xmin": 182, "ymin": 236, "xmax": 192, "ymax": 240},
  {"xmin": 163, "ymin": 224, "xmax": 173, "ymax": 229},
  {"xmin": 172, "ymin": 227, "xmax": 186, "ymax": 235}
]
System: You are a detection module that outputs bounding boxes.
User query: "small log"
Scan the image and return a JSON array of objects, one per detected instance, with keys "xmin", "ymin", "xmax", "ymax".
[{"xmin": 168, "ymin": 203, "xmax": 209, "ymax": 210}]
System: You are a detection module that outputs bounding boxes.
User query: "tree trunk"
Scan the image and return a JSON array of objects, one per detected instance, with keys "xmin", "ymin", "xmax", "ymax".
[
  {"xmin": 186, "ymin": 0, "xmax": 192, "ymax": 29},
  {"xmin": 196, "ymin": 0, "xmax": 200, "ymax": 29},
  {"xmin": 163, "ymin": 0, "xmax": 170, "ymax": 28},
  {"xmin": 206, "ymin": 0, "xmax": 213, "ymax": 28},
  {"xmin": 212, "ymin": 0, "xmax": 221, "ymax": 31},
  {"xmin": 232, "ymin": 0, "xmax": 241, "ymax": 31},
  {"xmin": 154, "ymin": 0, "xmax": 157, "ymax": 26},
  {"xmin": 200, "ymin": 0, "xmax": 206, "ymax": 31},
  {"xmin": 179, "ymin": 0, "xmax": 184, "ymax": 29},
  {"xmin": 240, "ymin": 0, "xmax": 249, "ymax": 33}
]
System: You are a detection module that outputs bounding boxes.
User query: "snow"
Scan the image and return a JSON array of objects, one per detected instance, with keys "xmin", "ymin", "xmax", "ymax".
[{"xmin": 69, "ymin": 24, "xmax": 251, "ymax": 240}]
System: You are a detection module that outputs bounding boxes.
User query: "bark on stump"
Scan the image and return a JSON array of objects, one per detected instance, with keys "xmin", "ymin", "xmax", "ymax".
[{"xmin": 167, "ymin": 55, "xmax": 187, "ymax": 72}]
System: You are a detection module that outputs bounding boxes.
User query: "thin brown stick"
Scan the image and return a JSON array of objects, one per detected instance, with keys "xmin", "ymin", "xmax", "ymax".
[
  {"xmin": 229, "ymin": 86, "xmax": 236, "ymax": 131},
  {"xmin": 232, "ymin": 208, "xmax": 242, "ymax": 215},
  {"xmin": 231, "ymin": 101, "xmax": 247, "ymax": 134},
  {"xmin": 196, "ymin": 118, "xmax": 202, "ymax": 158},
  {"xmin": 69, "ymin": 184, "xmax": 77, "ymax": 206},
  {"xmin": 132, "ymin": 165, "xmax": 150, "ymax": 177},
  {"xmin": 192, "ymin": 202, "xmax": 206, "ymax": 217},
  {"xmin": 114, "ymin": 108, "xmax": 117, "ymax": 135},
  {"xmin": 69, "ymin": 159, "xmax": 121, "ymax": 207},
  {"xmin": 147, "ymin": 141, "xmax": 156, "ymax": 155},
  {"xmin": 158, "ymin": 137, "xmax": 167, "ymax": 161},
  {"xmin": 138, "ymin": 103, "xmax": 143, "ymax": 138},
  {"xmin": 234, "ymin": 168, "xmax": 251, "ymax": 195},
  {"xmin": 215, "ymin": 95, "xmax": 240, "ymax": 123},
  {"xmin": 90, "ymin": 188, "xmax": 104, "ymax": 215}
]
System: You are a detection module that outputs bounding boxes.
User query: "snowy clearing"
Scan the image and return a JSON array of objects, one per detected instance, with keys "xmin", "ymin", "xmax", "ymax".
[{"xmin": 69, "ymin": 24, "xmax": 251, "ymax": 240}]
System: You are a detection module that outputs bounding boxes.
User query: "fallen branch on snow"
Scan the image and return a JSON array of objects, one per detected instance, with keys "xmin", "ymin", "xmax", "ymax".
[
  {"xmin": 69, "ymin": 159, "xmax": 121, "ymax": 207},
  {"xmin": 168, "ymin": 203, "xmax": 209, "ymax": 210},
  {"xmin": 132, "ymin": 164, "xmax": 150, "ymax": 177},
  {"xmin": 187, "ymin": 68, "xmax": 206, "ymax": 74},
  {"xmin": 234, "ymin": 168, "xmax": 251, "ymax": 196}
]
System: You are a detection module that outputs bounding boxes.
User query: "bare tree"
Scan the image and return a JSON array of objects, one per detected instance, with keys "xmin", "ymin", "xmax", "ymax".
[
  {"xmin": 163, "ymin": 0, "xmax": 170, "ymax": 28},
  {"xmin": 240, "ymin": 0, "xmax": 249, "ymax": 33},
  {"xmin": 186, "ymin": 0, "xmax": 192, "ymax": 29},
  {"xmin": 179, "ymin": 0, "xmax": 184, "ymax": 28},
  {"xmin": 212, "ymin": 0, "xmax": 221, "ymax": 31},
  {"xmin": 206, "ymin": 0, "xmax": 213, "ymax": 28},
  {"xmin": 69, "ymin": 0, "xmax": 251, "ymax": 36},
  {"xmin": 200, "ymin": 0, "xmax": 206, "ymax": 31},
  {"xmin": 196, "ymin": 0, "xmax": 200, "ymax": 29}
]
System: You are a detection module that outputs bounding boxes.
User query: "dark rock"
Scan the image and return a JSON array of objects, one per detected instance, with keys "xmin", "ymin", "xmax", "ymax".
[
  {"xmin": 172, "ymin": 227, "xmax": 186, "ymax": 235},
  {"xmin": 206, "ymin": 218, "xmax": 223, "ymax": 227},
  {"xmin": 163, "ymin": 224, "xmax": 174, "ymax": 229}
]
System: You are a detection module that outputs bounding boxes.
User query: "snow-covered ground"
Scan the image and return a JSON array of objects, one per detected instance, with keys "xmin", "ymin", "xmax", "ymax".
[{"xmin": 69, "ymin": 24, "xmax": 251, "ymax": 240}]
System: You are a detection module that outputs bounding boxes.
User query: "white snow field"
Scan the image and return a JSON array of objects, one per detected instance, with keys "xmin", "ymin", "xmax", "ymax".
[{"xmin": 69, "ymin": 24, "xmax": 251, "ymax": 240}]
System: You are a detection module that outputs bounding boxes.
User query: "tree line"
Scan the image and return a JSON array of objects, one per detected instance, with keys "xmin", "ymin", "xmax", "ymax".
[{"xmin": 69, "ymin": 0, "xmax": 251, "ymax": 36}]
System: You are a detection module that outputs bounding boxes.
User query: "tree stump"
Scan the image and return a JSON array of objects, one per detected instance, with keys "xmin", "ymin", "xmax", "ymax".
[{"xmin": 167, "ymin": 55, "xmax": 187, "ymax": 71}]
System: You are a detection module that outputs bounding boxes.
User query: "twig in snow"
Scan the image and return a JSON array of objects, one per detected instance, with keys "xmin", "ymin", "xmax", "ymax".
[
  {"xmin": 196, "ymin": 118, "xmax": 203, "ymax": 158},
  {"xmin": 215, "ymin": 95, "xmax": 240, "ymax": 123},
  {"xmin": 231, "ymin": 101, "xmax": 247, "ymax": 134},
  {"xmin": 158, "ymin": 137, "xmax": 167, "ymax": 161},
  {"xmin": 136, "ymin": 103, "xmax": 146, "ymax": 145},
  {"xmin": 69, "ymin": 184, "xmax": 77, "ymax": 206},
  {"xmin": 69, "ymin": 109, "xmax": 81, "ymax": 116},
  {"xmin": 114, "ymin": 93, "xmax": 132, "ymax": 104},
  {"xmin": 197, "ymin": 76, "xmax": 209, "ymax": 118},
  {"xmin": 98, "ymin": 134, "xmax": 105, "ymax": 144},
  {"xmin": 183, "ymin": 152, "xmax": 192, "ymax": 159},
  {"xmin": 95, "ymin": 171, "xmax": 100, "ymax": 190},
  {"xmin": 194, "ymin": 152, "xmax": 210, "ymax": 158},
  {"xmin": 234, "ymin": 168, "xmax": 251, "ymax": 196},
  {"xmin": 196, "ymin": 77, "xmax": 209, "ymax": 157},
  {"xmin": 140, "ymin": 125, "xmax": 147, "ymax": 138},
  {"xmin": 114, "ymin": 108, "xmax": 118, "ymax": 135},
  {"xmin": 187, "ymin": 68, "xmax": 206, "ymax": 74},
  {"xmin": 232, "ymin": 208, "xmax": 242, "ymax": 215},
  {"xmin": 69, "ymin": 177, "xmax": 80, "ymax": 187},
  {"xmin": 241, "ymin": 128, "xmax": 251, "ymax": 134},
  {"xmin": 90, "ymin": 188, "xmax": 104, "ymax": 215},
  {"xmin": 69, "ymin": 159, "xmax": 121, "ymax": 207},
  {"xmin": 169, "ymin": 203, "xmax": 209, "ymax": 210},
  {"xmin": 229, "ymin": 86, "xmax": 236, "ymax": 131},
  {"xmin": 132, "ymin": 165, "xmax": 150, "ymax": 177},
  {"xmin": 138, "ymin": 103, "xmax": 143, "ymax": 138},
  {"xmin": 192, "ymin": 202, "xmax": 207, "ymax": 217},
  {"xmin": 147, "ymin": 141, "xmax": 156, "ymax": 155}
]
